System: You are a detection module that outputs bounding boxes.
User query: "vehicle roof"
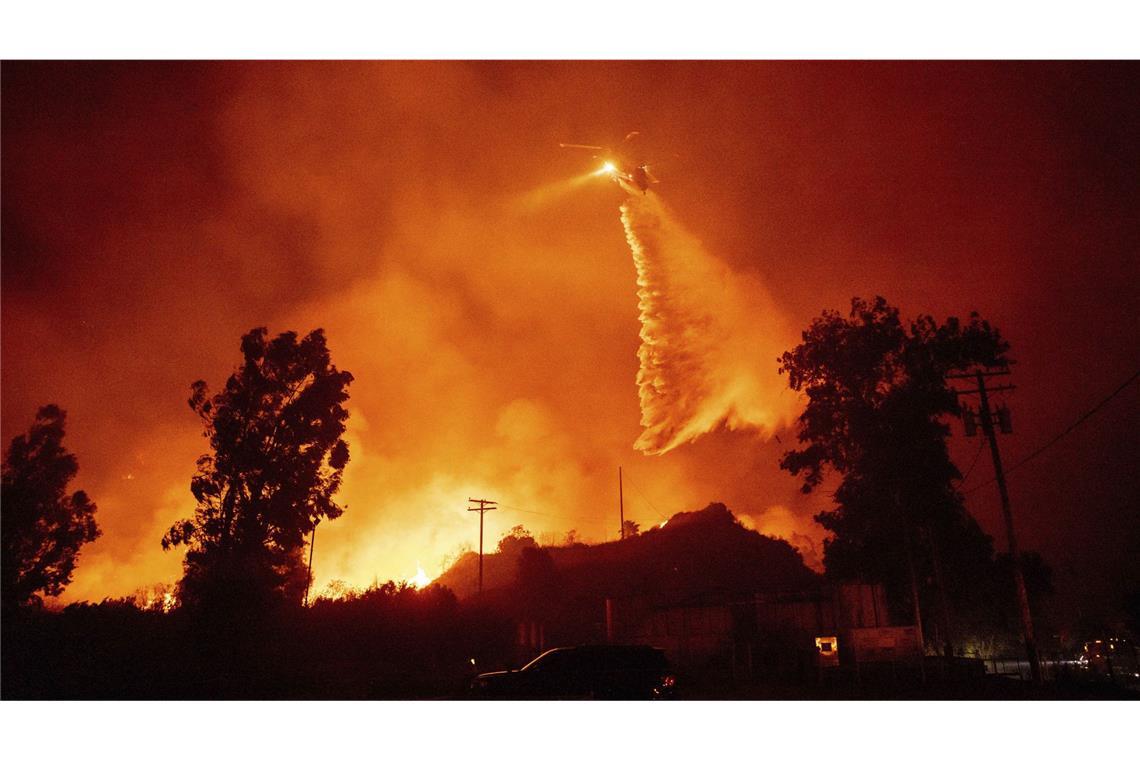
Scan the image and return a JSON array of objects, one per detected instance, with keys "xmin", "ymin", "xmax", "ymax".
[{"xmin": 522, "ymin": 644, "xmax": 668, "ymax": 671}]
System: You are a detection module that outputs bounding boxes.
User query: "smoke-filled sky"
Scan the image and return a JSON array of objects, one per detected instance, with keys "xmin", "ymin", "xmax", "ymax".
[{"xmin": 3, "ymin": 61, "xmax": 1137, "ymax": 620}]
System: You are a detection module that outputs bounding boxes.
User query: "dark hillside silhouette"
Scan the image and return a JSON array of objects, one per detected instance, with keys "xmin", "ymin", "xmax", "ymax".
[{"xmin": 435, "ymin": 502, "xmax": 819, "ymax": 603}]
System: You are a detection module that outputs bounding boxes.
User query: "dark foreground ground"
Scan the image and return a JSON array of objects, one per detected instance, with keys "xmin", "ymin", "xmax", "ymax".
[
  {"xmin": 695, "ymin": 675, "xmax": 1139, "ymax": 700},
  {"xmin": 4, "ymin": 602, "xmax": 1136, "ymax": 700}
]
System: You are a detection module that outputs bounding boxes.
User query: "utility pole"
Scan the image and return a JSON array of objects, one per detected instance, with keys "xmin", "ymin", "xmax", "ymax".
[
  {"xmin": 926, "ymin": 526, "xmax": 955, "ymax": 659},
  {"xmin": 467, "ymin": 498, "xmax": 497, "ymax": 595},
  {"xmin": 303, "ymin": 519, "xmax": 319, "ymax": 607},
  {"xmin": 619, "ymin": 466, "xmax": 625, "ymax": 540},
  {"xmin": 951, "ymin": 368, "xmax": 1041, "ymax": 683},
  {"xmin": 893, "ymin": 487, "xmax": 925, "ymax": 653}
]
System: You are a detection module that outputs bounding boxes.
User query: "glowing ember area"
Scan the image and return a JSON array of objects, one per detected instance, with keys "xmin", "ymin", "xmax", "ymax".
[
  {"xmin": 597, "ymin": 161, "xmax": 618, "ymax": 175},
  {"xmin": 138, "ymin": 588, "xmax": 177, "ymax": 613},
  {"xmin": 621, "ymin": 194, "xmax": 802, "ymax": 454},
  {"xmin": 314, "ymin": 579, "xmax": 353, "ymax": 601},
  {"xmin": 407, "ymin": 562, "xmax": 432, "ymax": 589}
]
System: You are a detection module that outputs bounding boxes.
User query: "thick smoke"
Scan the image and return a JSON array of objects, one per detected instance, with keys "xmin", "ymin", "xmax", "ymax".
[
  {"xmin": 2, "ymin": 63, "xmax": 832, "ymax": 602},
  {"xmin": 622, "ymin": 194, "xmax": 801, "ymax": 454}
]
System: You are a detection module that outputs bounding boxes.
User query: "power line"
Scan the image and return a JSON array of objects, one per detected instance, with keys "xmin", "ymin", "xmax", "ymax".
[
  {"xmin": 1002, "ymin": 368, "xmax": 1139, "ymax": 475},
  {"xmin": 495, "ymin": 503, "xmax": 612, "ymax": 529},
  {"xmin": 620, "ymin": 470, "xmax": 669, "ymax": 520},
  {"xmin": 958, "ymin": 439, "xmax": 988, "ymax": 486},
  {"xmin": 964, "ymin": 367, "xmax": 1139, "ymax": 495},
  {"xmin": 478, "ymin": 466, "xmax": 676, "ymax": 542},
  {"xmin": 496, "ymin": 504, "xmax": 550, "ymax": 517}
]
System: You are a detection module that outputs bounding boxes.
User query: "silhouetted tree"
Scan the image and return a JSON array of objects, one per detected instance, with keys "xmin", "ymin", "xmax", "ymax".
[
  {"xmin": 1, "ymin": 405, "xmax": 100, "ymax": 610},
  {"xmin": 622, "ymin": 520, "xmax": 641, "ymax": 538},
  {"xmin": 779, "ymin": 297, "xmax": 1012, "ymax": 636},
  {"xmin": 163, "ymin": 328, "xmax": 353, "ymax": 610},
  {"xmin": 496, "ymin": 525, "xmax": 537, "ymax": 557}
]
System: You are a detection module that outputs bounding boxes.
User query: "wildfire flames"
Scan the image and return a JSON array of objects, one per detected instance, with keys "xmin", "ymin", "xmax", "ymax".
[
  {"xmin": 407, "ymin": 562, "xmax": 432, "ymax": 589},
  {"xmin": 140, "ymin": 588, "xmax": 177, "ymax": 613},
  {"xmin": 620, "ymin": 194, "xmax": 801, "ymax": 454}
]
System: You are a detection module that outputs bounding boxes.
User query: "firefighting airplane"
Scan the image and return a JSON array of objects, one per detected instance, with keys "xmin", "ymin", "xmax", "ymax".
[{"xmin": 559, "ymin": 131, "xmax": 661, "ymax": 195}]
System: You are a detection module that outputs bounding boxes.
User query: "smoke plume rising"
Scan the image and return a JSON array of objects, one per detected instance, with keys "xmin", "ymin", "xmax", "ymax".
[
  {"xmin": 10, "ymin": 63, "xmax": 1130, "ymax": 615},
  {"xmin": 621, "ymin": 194, "xmax": 801, "ymax": 454}
]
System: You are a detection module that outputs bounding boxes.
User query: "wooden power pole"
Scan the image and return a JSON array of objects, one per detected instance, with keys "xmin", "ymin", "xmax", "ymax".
[
  {"xmin": 619, "ymin": 466, "xmax": 625, "ymax": 540},
  {"xmin": 303, "ymin": 519, "xmax": 319, "ymax": 607},
  {"xmin": 467, "ymin": 498, "xmax": 497, "ymax": 595},
  {"xmin": 951, "ymin": 367, "xmax": 1041, "ymax": 683}
]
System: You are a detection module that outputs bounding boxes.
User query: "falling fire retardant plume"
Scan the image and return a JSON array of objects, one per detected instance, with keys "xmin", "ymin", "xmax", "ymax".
[{"xmin": 620, "ymin": 193, "xmax": 802, "ymax": 454}]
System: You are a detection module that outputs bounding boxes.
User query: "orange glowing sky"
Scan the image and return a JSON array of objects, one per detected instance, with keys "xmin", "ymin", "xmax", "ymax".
[{"xmin": 2, "ymin": 62, "xmax": 1136, "ymax": 616}]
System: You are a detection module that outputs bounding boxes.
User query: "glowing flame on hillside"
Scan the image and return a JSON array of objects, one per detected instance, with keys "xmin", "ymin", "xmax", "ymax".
[
  {"xmin": 407, "ymin": 562, "xmax": 432, "ymax": 589},
  {"xmin": 620, "ymin": 194, "xmax": 801, "ymax": 454},
  {"xmin": 140, "ymin": 587, "xmax": 177, "ymax": 613}
]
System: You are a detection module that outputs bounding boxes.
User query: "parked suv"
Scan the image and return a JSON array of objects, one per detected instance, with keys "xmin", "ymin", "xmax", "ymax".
[{"xmin": 470, "ymin": 645, "xmax": 677, "ymax": 699}]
